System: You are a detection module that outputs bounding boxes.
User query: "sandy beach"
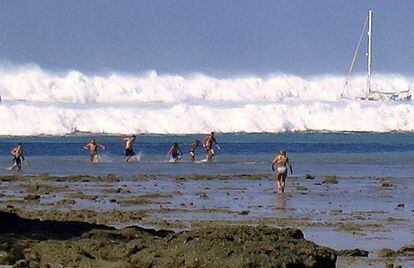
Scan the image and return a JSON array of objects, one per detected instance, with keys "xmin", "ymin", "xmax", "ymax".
[{"xmin": 1, "ymin": 173, "xmax": 413, "ymax": 267}]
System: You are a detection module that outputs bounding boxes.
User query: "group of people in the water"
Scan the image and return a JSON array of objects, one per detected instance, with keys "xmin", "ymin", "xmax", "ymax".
[
  {"xmin": 84, "ymin": 135, "xmax": 139, "ymax": 163},
  {"xmin": 81, "ymin": 132, "xmax": 221, "ymax": 164},
  {"xmin": 7, "ymin": 131, "xmax": 293, "ymax": 193},
  {"xmin": 166, "ymin": 132, "xmax": 221, "ymax": 163}
]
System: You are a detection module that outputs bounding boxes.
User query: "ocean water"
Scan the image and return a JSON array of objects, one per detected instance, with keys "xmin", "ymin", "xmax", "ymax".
[
  {"xmin": 1, "ymin": 132, "xmax": 413, "ymax": 177},
  {"xmin": 1, "ymin": 65, "xmax": 413, "ymax": 178}
]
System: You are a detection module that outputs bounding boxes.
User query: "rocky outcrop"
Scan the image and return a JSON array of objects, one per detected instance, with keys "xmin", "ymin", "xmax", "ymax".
[{"xmin": 0, "ymin": 211, "xmax": 337, "ymax": 267}]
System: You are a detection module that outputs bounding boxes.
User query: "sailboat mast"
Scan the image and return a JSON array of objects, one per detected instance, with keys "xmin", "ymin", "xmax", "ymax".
[{"xmin": 367, "ymin": 10, "xmax": 373, "ymax": 97}]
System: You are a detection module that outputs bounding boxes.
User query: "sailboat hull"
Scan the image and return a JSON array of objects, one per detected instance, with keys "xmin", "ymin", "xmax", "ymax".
[{"xmin": 359, "ymin": 92, "xmax": 411, "ymax": 101}]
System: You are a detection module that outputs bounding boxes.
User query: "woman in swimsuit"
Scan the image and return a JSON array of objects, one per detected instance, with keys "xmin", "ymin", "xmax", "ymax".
[{"xmin": 271, "ymin": 149, "xmax": 293, "ymax": 193}]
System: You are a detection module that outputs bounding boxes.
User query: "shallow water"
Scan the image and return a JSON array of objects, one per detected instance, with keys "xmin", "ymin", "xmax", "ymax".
[
  {"xmin": 1, "ymin": 132, "xmax": 414, "ymax": 267},
  {"xmin": 1, "ymin": 174, "xmax": 413, "ymax": 251},
  {"xmin": 1, "ymin": 132, "xmax": 414, "ymax": 177}
]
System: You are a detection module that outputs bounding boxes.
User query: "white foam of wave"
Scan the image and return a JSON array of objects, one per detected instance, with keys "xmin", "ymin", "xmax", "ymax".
[{"xmin": 0, "ymin": 65, "xmax": 413, "ymax": 135}]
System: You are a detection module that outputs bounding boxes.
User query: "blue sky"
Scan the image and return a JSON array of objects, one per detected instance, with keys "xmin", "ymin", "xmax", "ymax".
[{"xmin": 0, "ymin": 1, "xmax": 413, "ymax": 76}]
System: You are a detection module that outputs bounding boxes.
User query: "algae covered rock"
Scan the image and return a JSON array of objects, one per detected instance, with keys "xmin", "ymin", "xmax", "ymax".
[{"xmin": 0, "ymin": 211, "xmax": 337, "ymax": 267}]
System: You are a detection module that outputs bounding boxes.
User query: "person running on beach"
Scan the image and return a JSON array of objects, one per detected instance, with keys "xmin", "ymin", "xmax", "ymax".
[
  {"xmin": 168, "ymin": 142, "xmax": 183, "ymax": 162},
  {"xmin": 83, "ymin": 139, "xmax": 105, "ymax": 163},
  {"xmin": 271, "ymin": 149, "xmax": 293, "ymax": 193},
  {"xmin": 203, "ymin": 132, "xmax": 221, "ymax": 162},
  {"xmin": 189, "ymin": 140, "xmax": 201, "ymax": 162},
  {"xmin": 123, "ymin": 135, "xmax": 136, "ymax": 162},
  {"xmin": 10, "ymin": 143, "xmax": 25, "ymax": 170}
]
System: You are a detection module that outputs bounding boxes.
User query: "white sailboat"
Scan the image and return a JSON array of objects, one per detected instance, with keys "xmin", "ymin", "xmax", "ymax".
[{"xmin": 341, "ymin": 10, "xmax": 411, "ymax": 101}]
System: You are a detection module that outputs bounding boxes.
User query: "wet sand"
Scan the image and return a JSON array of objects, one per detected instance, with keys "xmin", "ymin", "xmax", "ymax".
[{"xmin": 1, "ymin": 173, "xmax": 414, "ymax": 267}]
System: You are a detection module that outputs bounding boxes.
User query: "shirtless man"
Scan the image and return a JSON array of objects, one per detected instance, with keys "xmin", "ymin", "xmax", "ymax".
[
  {"xmin": 123, "ymin": 135, "xmax": 136, "ymax": 162},
  {"xmin": 83, "ymin": 139, "xmax": 105, "ymax": 163},
  {"xmin": 271, "ymin": 149, "xmax": 293, "ymax": 193},
  {"xmin": 189, "ymin": 140, "xmax": 201, "ymax": 162},
  {"xmin": 10, "ymin": 143, "xmax": 25, "ymax": 170},
  {"xmin": 203, "ymin": 132, "xmax": 221, "ymax": 162},
  {"xmin": 168, "ymin": 142, "xmax": 183, "ymax": 162}
]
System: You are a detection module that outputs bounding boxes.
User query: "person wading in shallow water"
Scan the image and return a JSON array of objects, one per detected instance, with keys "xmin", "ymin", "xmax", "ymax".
[
  {"xmin": 123, "ymin": 135, "xmax": 136, "ymax": 162},
  {"xmin": 10, "ymin": 143, "xmax": 25, "ymax": 170},
  {"xmin": 202, "ymin": 132, "xmax": 221, "ymax": 162},
  {"xmin": 83, "ymin": 139, "xmax": 105, "ymax": 163},
  {"xmin": 271, "ymin": 149, "xmax": 293, "ymax": 193},
  {"xmin": 168, "ymin": 142, "xmax": 183, "ymax": 162},
  {"xmin": 189, "ymin": 140, "xmax": 201, "ymax": 162}
]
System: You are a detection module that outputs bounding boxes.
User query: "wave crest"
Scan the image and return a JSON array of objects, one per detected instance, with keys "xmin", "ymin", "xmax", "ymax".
[{"xmin": 0, "ymin": 65, "xmax": 413, "ymax": 135}]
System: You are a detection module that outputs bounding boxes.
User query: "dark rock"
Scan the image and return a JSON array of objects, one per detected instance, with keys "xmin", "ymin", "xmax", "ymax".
[
  {"xmin": 13, "ymin": 259, "xmax": 29, "ymax": 267},
  {"xmin": 381, "ymin": 182, "xmax": 393, "ymax": 188},
  {"xmin": 396, "ymin": 203, "xmax": 405, "ymax": 208},
  {"xmin": 322, "ymin": 176, "xmax": 339, "ymax": 184},
  {"xmin": 331, "ymin": 209, "xmax": 342, "ymax": 214},
  {"xmin": 337, "ymin": 248, "xmax": 369, "ymax": 257},
  {"xmin": 238, "ymin": 210, "xmax": 250, "ymax": 215},
  {"xmin": 296, "ymin": 186, "xmax": 309, "ymax": 191},
  {"xmin": 378, "ymin": 248, "xmax": 396, "ymax": 258},
  {"xmin": 385, "ymin": 263, "xmax": 393, "ymax": 268},
  {"xmin": 198, "ymin": 192, "xmax": 209, "ymax": 199},
  {"xmin": 398, "ymin": 244, "xmax": 414, "ymax": 255},
  {"xmin": 57, "ymin": 199, "xmax": 76, "ymax": 206},
  {"xmin": 106, "ymin": 173, "xmax": 119, "ymax": 182},
  {"xmin": 305, "ymin": 173, "xmax": 315, "ymax": 180},
  {"xmin": 29, "ymin": 261, "xmax": 41, "ymax": 268},
  {"xmin": 0, "ymin": 211, "xmax": 337, "ymax": 267},
  {"xmin": 24, "ymin": 194, "xmax": 40, "ymax": 201}
]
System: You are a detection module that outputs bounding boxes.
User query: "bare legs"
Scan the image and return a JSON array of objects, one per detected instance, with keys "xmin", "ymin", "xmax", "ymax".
[{"xmin": 275, "ymin": 172, "xmax": 287, "ymax": 193}]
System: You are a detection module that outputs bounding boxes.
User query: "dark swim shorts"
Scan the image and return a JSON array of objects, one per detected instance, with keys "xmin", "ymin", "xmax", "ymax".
[
  {"xmin": 125, "ymin": 148, "xmax": 135, "ymax": 156},
  {"xmin": 13, "ymin": 156, "xmax": 21, "ymax": 165}
]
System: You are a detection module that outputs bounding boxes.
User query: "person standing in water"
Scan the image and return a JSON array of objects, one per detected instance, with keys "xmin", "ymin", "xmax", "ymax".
[
  {"xmin": 271, "ymin": 149, "xmax": 293, "ymax": 193},
  {"xmin": 10, "ymin": 143, "xmax": 25, "ymax": 170},
  {"xmin": 83, "ymin": 139, "xmax": 105, "ymax": 163},
  {"xmin": 203, "ymin": 132, "xmax": 221, "ymax": 162},
  {"xmin": 168, "ymin": 142, "xmax": 183, "ymax": 162},
  {"xmin": 189, "ymin": 140, "xmax": 201, "ymax": 162},
  {"xmin": 123, "ymin": 135, "xmax": 136, "ymax": 162}
]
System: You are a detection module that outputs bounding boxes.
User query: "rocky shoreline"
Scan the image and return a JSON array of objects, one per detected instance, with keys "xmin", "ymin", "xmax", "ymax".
[
  {"xmin": 0, "ymin": 211, "xmax": 336, "ymax": 267},
  {"xmin": 1, "ymin": 173, "xmax": 413, "ymax": 267}
]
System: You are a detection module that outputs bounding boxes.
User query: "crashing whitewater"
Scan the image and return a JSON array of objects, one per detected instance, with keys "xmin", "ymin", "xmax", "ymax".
[{"xmin": 0, "ymin": 65, "xmax": 413, "ymax": 135}]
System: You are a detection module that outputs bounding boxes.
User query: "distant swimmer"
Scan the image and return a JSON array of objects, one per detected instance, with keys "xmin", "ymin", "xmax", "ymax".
[
  {"xmin": 168, "ymin": 142, "xmax": 183, "ymax": 162},
  {"xmin": 123, "ymin": 135, "xmax": 137, "ymax": 162},
  {"xmin": 10, "ymin": 143, "xmax": 25, "ymax": 170},
  {"xmin": 271, "ymin": 149, "xmax": 293, "ymax": 193},
  {"xmin": 83, "ymin": 139, "xmax": 105, "ymax": 163},
  {"xmin": 189, "ymin": 140, "xmax": 201, "ymax": 162},
  {"xmin": 203, "ymin": 132, "xmax": 221, "ymax": 162}
]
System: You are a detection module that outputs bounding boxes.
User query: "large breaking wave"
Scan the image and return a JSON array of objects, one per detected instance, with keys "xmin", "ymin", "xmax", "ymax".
[{"xmin": 0, "ymin": 65, "xmax": 413, "ymax": 135}]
